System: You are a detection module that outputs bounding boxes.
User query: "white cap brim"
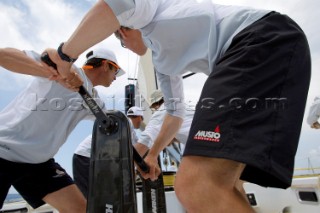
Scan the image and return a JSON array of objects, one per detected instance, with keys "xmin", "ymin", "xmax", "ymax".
[{"xmin": 116, "ymin": 68, "xmax": 125, "ymax": 77}]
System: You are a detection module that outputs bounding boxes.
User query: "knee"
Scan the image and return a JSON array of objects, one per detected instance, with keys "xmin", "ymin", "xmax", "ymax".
[
  {"xmin": 57, "ymin": 197, "xmax": 86, "ymax": 213},
  {"xmin": 75, "ymin": 199, "xmax": 87, "ymax": 213},
  {"xmin": 73, "ymin": 198, "xmax": 86, "ymax": 213},
  {"xmin": 174, "ymin": 169, "xmax": 195, "ymax": 203}
]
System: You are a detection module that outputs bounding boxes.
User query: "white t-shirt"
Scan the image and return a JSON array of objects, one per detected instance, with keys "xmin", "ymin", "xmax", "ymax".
[
  {"xmin": 0, "ymin": 50, "xmax": 102, "ymax": 163},
  {"xmin": 74, "ymin": 134, "xmax": 93, "ymax": 158},
  {"xmin": 307, "ymin": 96, "xmax": 320, "ymax": 125},
  {"xmin": 128, "ymin": 118, "xmax": 139, "ymax": 145},
  {"xmin": 104, "ymin": 0, "xmax": 270, "ymax": 118},
  {"xmin": 138, "ymin": 104, "xmax": 195, "ymax": 148}
]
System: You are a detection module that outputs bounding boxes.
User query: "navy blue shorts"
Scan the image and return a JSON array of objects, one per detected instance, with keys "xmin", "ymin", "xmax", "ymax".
[
  {"xmin": 0, "ymin": 158, "xmax": 74, "ymax": 209},
  {"xmin": 183, "ymin": 12, "xmax": 311, "ymax": 189}
]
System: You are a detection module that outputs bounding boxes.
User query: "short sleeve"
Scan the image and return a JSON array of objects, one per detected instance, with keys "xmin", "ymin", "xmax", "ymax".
[
  {"xmin": 156, "ymin": 72, "xmax": 185, "ymax": 118},
  {"xmin": 104, "ymin": 0, "xmax": 159, "ymax": 28}
]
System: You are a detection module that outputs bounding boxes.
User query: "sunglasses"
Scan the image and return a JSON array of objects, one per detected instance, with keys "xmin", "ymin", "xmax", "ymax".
[
  {"xmin": 83, "ymin": 60, "xmax": 120, "ymax": 75},
  {"xmin": 106, "ymin": 60, "xmax": 120, "ymax": 75}
]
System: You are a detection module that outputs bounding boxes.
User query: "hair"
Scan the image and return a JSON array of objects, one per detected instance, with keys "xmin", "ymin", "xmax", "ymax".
[
  {"xmin": 150, "ymin": 99, "xmax": 164, "ymax": 109},
  {"xmin": 84, "ymin": 57, "xmax": 114, "ymax": 70},
  {"xmin": 127, "ymin": 115, "xmax": 143, "ymax": 120},
  {"xmin": 85, "ymin": 58, "xmax": 104, "ymax": 68}
]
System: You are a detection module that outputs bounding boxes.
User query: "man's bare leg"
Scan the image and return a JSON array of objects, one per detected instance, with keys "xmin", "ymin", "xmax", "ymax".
[
  {"xmin": 43, "ymin": 184, "xmax": 86, "ymax": 213},
  {"xmin": 175, "ymin": 156, "xmax": 255, "ymax": 213},
  {"xmin": 236, "ymin": 179, "xmax": 250, "ymax": 203}
]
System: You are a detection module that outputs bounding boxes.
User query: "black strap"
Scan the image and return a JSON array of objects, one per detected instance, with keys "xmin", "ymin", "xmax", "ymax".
[{"xmin": 57, "ymin": 42, "xmax": 78, "ymax": 63}]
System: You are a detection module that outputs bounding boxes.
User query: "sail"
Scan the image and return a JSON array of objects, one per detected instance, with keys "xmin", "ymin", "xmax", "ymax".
[{"xmin": 136, "ymin": 49, "xmax": 157, "ymax": 124}]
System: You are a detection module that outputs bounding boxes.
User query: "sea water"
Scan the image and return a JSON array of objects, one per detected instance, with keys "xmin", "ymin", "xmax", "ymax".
[{"xmin": 4, "ymin": 194, "xmax": 23, "ymax": 203}]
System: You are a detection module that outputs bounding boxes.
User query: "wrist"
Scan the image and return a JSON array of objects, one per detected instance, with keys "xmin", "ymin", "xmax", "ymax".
[
  {"xmin": 148, "ymin": 148, "xmax": 160, "ymax": 159},
  {"xmin": 57, "ymin": 42, "xmax": 78, "ymax": 63}
]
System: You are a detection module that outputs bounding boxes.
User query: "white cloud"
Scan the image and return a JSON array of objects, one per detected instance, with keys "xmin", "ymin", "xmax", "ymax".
[
  {"xmin": 0, "ymin": 3, "xmax": 33, "ymax": 49},
  {"xmin": 19, "ymin": 0, "xmax": 87, "ymax": 49},
  {"xmin": 0, "ymin": 0, "xmax": 86, "ymax": 92}
]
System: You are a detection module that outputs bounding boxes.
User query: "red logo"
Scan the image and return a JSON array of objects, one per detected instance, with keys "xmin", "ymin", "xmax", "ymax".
[{"xmin": 193, "ymin": 125, "xmax": 221, "ymax": 142}]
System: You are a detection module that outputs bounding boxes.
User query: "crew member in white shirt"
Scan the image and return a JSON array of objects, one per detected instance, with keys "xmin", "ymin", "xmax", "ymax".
[
  {"xmin": 126, "ymin": 106, "xmax": 144, "ymax": 145},
  {"xmin": 0, "ymin": 47, "xmax": 124, "ymax": 212},
  {"xmin": 135, "ymin": 90, "xmax": 194, "ymax": 157},
  {"xmin": 307, "ymin": 96, "xmax": 320, "ymax": 129}
]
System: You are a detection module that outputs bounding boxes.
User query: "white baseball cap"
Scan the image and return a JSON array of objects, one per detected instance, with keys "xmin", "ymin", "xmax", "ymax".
[
  {"xmin": 150, "ymin": 90, "xmax": 164, "ymax": 105},
  {"xmin": 83, "ymin": 48, "xmax": 125, "ymax": 77},
  {"xmin": 126, "ymin": 106, "xmax": 144, "ymax": 117}
]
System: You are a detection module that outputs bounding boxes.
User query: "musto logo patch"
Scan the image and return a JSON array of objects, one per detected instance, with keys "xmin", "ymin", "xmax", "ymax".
[{"xmin": 193, "ymin": 126, "xmax": 221, "ymax": 142}]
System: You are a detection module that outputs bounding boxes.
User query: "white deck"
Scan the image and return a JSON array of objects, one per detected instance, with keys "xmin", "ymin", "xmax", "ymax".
[
  {"xmin": 244, "ymin": 175, "xmax": 320, "ymax": 213},
  {"xmin": 2, "ymin": 176, "xmax": 320, "ymax": 212}
]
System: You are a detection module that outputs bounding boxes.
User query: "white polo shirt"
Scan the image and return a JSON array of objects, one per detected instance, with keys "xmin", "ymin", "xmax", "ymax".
[
  {"xmin": 0, "ymin": 50, "xmax": 102, "ymax": 163},
  {"xmin": 104, "ymin": 0, "xmax": 270, "ymax": 118},
  {"xmin": 138, "ymin": 104, "xmax": 195, "ymax": 148},
  {"xmin": 307, "ymin": 96, "xmax": 320, "ymax": 125}
]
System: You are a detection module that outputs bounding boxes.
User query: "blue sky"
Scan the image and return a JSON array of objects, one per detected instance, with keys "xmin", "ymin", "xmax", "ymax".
[{"xmin": 1, "ymin": 0, "xmax": 320, "ymax": 194}]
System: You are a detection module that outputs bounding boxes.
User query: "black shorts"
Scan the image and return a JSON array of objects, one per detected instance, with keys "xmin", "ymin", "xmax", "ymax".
[
  {"xmin": 72, "ymin": 154, "xmax": 90, "ymax": 199},
  {"xmin": 0, "ymin": 158, "xmax": 74, "ymax": 209},
  {"xmin": 183, "ymin": 12, "xmax": 311, "ymax": 189}
]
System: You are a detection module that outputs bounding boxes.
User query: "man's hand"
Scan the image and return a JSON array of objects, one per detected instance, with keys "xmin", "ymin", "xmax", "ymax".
[
  {"xmin": 42, "ymin": 48, "xmax": 83, "ymax": 90},
  {"xmin": 49, "ymin": 75, "xmax": 80, "ymax": 92},
  {"xmin": 311, "ymin": 121, "xmax": 320, "ymax": 129},
  {"xmin": 137, "ymin": 153, "xmax": 161, "ymax": 181},
  {"xmin": 42, "ymin": 48, "xmax": 82, "ymax": 87}
]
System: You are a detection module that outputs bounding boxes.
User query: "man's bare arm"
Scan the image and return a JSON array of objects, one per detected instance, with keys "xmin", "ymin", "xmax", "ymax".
[
  {"xmin": 142, "ymin": 114, "xmax": 183, "ymax": 180},
  {"xmin": 0, "ymin": 48, "xmax": 57, "ymax": 77},
  {"xmin": 45, "ymin": 0, "xmax": 120, "ymax": 81},
  {"xmin": 134, "ymin": 143, "xmax": 149, "ymax": 157}
]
